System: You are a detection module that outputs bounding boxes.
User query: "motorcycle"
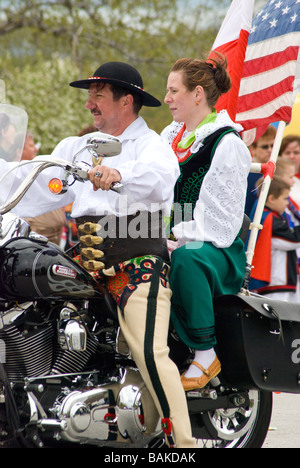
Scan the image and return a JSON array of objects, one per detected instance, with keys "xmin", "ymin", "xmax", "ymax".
[{"xmin": 0, "ymin": 108, "xmax": 299, "ymax": 449}]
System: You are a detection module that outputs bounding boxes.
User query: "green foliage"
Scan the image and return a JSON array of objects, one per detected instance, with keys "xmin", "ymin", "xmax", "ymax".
[
  {"xmin": 0, "ymin": 0, "xmax": 231, "ymax": 153},
  {"xmin": 1, "ymin": 53, "xmax": 91, "ymax": 153}
]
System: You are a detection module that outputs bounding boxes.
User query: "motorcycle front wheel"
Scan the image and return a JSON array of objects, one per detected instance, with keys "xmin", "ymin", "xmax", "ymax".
[{"xmin": 191, "ymin": 389, "xmax": 273, "ymax": 448}]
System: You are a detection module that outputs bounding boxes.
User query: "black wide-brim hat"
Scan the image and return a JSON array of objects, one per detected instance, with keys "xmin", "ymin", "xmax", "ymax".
[{"xmin": 69, "ymin": 61, "xmax": 161, "ymax": 107}]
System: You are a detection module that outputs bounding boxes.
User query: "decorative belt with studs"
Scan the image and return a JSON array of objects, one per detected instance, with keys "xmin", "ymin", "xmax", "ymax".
[{"xmin": 76, "ymin": 211, "xmax": 169, "ymax": 271}]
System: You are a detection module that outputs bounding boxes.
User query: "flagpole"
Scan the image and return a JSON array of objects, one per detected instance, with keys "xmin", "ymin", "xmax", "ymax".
[{"xmin": 241, "ymin": 120, "xmax": 287, "ymax": 292}]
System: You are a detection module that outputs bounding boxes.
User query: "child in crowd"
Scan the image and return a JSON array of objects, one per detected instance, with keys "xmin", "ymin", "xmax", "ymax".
[
  {"xmin": 249, "ymin": 157, "xmax": 298, "ymax": 222},
  {"xmin": 275, "ymin": 157, "xmax": 300, "ymax": 227},
  {"xmin": 249, "ymin": 175, "xmax": 300, "ymax": 302},
  {"xmin": 279, "ymin": 135, "xmax": 300, "ymax": 207},
  {"xmin": 245, "ymin": 125, "xmax": 277, "ymax": 216}
]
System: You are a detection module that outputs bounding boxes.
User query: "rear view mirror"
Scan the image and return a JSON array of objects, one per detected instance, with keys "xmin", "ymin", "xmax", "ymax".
[{"xmin": 86, "ymin": 132, "xmax": 122, "ymax": 161}]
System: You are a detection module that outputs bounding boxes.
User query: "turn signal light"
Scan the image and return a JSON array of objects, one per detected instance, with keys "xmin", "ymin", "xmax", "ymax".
[{"xmin": 48, "ymin": 178, "xmax": 67, "ymax": 194}]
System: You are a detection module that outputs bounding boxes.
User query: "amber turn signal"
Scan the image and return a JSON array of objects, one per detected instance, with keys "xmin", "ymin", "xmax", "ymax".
[{"xmin": 48, "ymin": 178, "xmax": 66, "ymax": 194}]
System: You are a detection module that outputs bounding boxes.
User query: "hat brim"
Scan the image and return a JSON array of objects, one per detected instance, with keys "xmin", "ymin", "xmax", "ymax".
[{"xmin": 69, "ymin": 77, "xmax": 161, "ymax": 107}]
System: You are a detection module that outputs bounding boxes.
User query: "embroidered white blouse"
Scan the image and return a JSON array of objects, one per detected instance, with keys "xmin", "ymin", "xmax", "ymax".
[{"xmin": 161, "ymin": 110, "xmax": 252, "ymax": 248}]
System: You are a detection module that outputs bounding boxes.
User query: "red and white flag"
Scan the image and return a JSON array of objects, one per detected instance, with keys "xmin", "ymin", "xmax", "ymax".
[
  {"xmin": 236, "ymin": 0, "xmax": 300, "ymax": 145},
  {"xmin": 210, "ymin": 0, "xmax": 255, "ymax": 121}
]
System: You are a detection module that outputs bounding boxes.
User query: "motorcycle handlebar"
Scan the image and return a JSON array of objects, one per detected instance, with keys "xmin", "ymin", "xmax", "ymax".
[{"xmin": 0, "ymin": 157, "xmax": 123, "ymax": 216}]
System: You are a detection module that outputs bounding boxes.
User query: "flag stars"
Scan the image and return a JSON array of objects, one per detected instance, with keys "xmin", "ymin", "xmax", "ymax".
[
  {"xmin": 262, "ymin": 13, "xmax": 270, "ymax": 21},
  {"xmin": 275, "ymin": 1, "xmax": 283, "ymax": 8},
  {"xmin": 291, "ymin": 13, "xmax": 298, "ymax": 23},
  {"xmin": 269, "ymin": 18, "xmax": 278, "ymax": 28},
  {"xmin": 282, "ymin": 6, "xmax": 290, "ymax": 14}
]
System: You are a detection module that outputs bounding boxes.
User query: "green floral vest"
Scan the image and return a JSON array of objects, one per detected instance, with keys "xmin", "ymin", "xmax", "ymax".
[{"xmin": 170, "ymin": 126, "xmax": 240, "ymax": 231}]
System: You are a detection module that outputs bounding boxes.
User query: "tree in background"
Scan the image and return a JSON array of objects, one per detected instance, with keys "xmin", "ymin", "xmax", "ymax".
[{"xmin": 0, "ymin": 0, "xmax": 230, "ymax": 153}]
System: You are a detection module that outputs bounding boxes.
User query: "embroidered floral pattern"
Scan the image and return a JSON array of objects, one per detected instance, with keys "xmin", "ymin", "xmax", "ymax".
[
  {"xmin": 106, "ymin": 256, "xmax": 169, "ymax": 313},
  {"xmin": 178, "ymin": 167, "xmax": 210, "ymax": 213},
  {"xmin": 202, "ymin": 163, "xmax": 247, "ymax": 246}
]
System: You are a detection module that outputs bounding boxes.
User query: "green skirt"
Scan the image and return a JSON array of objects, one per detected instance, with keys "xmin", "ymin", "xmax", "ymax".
[{"xmin": 170, "ymin": 239, "xmax": 246, "ymax": 350}]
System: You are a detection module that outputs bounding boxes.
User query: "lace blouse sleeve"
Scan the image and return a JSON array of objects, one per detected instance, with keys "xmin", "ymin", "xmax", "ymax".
[{"xmin": 172, "ymin": 133, "xmax": 252, "ymax": 248}]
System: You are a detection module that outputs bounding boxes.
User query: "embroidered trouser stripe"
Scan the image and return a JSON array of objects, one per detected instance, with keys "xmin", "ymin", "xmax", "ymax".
[
  {"xmin": 144, "ymin": 257, "xmax": 170, "ymax": 418},
  {"xmin": 110, "ymin": 256, "xmax": 197, "ymax": 448}
]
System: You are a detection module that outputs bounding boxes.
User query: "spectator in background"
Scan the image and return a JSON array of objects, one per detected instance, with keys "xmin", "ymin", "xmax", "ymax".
[
  {"xmin": 20, "ymin": 132, "xmax": 39, "ymax": 160},
  {"xmin": 20, "ymin": 132, "xmax": 66, "ymax": 246},
  {"xmin": 245, "ymin": 125, "xmax": 277, "ymax": 216},
  {"xmin": 249, "ymin": 175, "xmax": 300, "ymax": 303},
  {"xmin": 279, "ymin": 135, "xmax": 300, "ymax": 208},
  {"xmin": 275, "ymin": 157, "xmax": 296, "ymax": 187},
  {"xmin": 249, "ymin": 157, "xmax": 297, "ymax": 221},
  {"xmin": 275, "ymin": 157, "xmax": 300, "ymax": 225},
  {"xmin": 275, "ymin": 156, "xmax": 300, "ymax": 267}
]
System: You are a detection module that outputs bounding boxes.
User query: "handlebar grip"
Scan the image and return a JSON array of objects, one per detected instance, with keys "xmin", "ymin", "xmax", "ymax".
[{"xmin": 110, "ymin": 182, "xmax": 123, "ymax": 193}]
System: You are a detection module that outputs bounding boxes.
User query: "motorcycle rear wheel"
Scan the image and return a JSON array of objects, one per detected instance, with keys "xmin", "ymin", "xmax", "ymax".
[{"xmin": 193, "ymin": 389, "xmax": 273, "ymax": 448}]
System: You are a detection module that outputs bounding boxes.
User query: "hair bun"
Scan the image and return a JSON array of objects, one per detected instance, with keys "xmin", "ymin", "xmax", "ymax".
[{"xmin": 211, "ymin": 55, "xmax": 231, "ymax": 95}]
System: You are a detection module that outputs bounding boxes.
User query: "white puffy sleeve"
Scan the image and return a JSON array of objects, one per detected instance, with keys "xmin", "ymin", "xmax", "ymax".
[{"xmin": 112, "ymin": 132, "xmax": 180, "ymax": 216}]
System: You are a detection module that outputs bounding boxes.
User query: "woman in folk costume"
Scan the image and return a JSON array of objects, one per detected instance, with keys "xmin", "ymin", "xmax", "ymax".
[{"xmin": 162, "ymin": 56, "xmax": 251, "ymax": 391}]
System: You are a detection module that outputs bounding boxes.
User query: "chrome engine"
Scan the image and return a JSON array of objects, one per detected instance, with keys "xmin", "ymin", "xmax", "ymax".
[
  {"xmin": 0, "ymin": 301, "xmax": 161, "ymax": 447},
  {"xmin": 24, "ymin": 368, "xmax": 161, "ymax": 447}
]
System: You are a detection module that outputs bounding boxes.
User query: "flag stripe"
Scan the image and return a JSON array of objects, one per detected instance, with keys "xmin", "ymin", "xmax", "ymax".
[
  {"xmin": 244, "ymin": 31, "xmax": 300, "ymax": 60},
  {"xmin": 239, "ymin": 62, "xmax": 297, "ymax": 96},
  {"xmin": 238, "ymin": 76, "xmax": 295, "ymax": 112},
  {"xmin": 238, "ymin": 106, "xmax": 291, "ymax": 133},
  {"xmin": 242, "ymin": 46, "xmax": 299, "ymax": 78},
  {"xmin": 237, "ymin": 94, "xmax": 293, "ymax": 122},
  {"xmin": 236, "ymin": 0, "xmax": 300, "ymax": 140}
]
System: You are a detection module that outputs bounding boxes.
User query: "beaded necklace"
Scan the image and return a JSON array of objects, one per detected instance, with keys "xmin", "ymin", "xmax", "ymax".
[{"xmin": 171, "ymin": 110, "xmax": 218, "ymax": 163}]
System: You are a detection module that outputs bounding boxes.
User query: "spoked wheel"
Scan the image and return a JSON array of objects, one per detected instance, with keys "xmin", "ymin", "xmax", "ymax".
[{"xmin": 193, "ymin": 389, "xmax": 273, "ymax": 448}]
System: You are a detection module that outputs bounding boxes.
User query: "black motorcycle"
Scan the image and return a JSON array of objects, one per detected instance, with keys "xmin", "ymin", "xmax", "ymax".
[{"xmin": 0, "ymin": 119, "xmax": 299, "ymax": 449}]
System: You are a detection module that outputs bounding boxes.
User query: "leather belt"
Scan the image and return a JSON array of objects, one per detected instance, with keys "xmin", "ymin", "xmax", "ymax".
[{"xmin": 76, "ymin": 211, "xmax": 169, "ymax": 271}]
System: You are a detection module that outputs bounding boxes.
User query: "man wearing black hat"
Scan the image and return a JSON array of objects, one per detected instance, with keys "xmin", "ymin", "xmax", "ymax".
[
  {"xmin": 74, "ymin": 62, "xmax": 197, "ymax": 448},
  {"xmin": 69, "ymin": 62, "xmax": 163, "ymax": 193},
  {"xmin": 1, "ymin": 62, "xmax": 196, "ymax": 448}
]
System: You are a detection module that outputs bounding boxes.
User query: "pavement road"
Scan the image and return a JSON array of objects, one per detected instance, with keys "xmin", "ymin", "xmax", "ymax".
[{"xmin": 263, "ymin": 392, "xmax": 300, "ymax": 448}]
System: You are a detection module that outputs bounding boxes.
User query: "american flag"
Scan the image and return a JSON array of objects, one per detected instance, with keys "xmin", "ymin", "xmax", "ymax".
[{"xmin": 235, "ymin": 0, "xmax": 300, "ymax": 145}]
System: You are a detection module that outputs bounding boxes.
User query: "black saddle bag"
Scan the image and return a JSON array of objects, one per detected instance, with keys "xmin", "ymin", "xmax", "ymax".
[{"xmin": 214, "ymin": 294, "xmax": 300, "ymax": 393}]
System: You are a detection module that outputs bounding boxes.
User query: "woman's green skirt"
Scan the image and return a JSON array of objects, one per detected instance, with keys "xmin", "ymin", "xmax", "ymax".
[{"xmin": 170, "ymin": 239, "xmax": 246, "ymax": 350}]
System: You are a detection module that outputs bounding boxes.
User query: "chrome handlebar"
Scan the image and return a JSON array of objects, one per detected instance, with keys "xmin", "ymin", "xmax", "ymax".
[{"xmin": 0, "ymin": 157, "xmax": 123, "ymax": 216}]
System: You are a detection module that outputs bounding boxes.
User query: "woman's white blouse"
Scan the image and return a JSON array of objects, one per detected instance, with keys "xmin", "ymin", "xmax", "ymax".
[{"xmin": 162, "ymin": 111, "xmax": 252, "ymax": 248}]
